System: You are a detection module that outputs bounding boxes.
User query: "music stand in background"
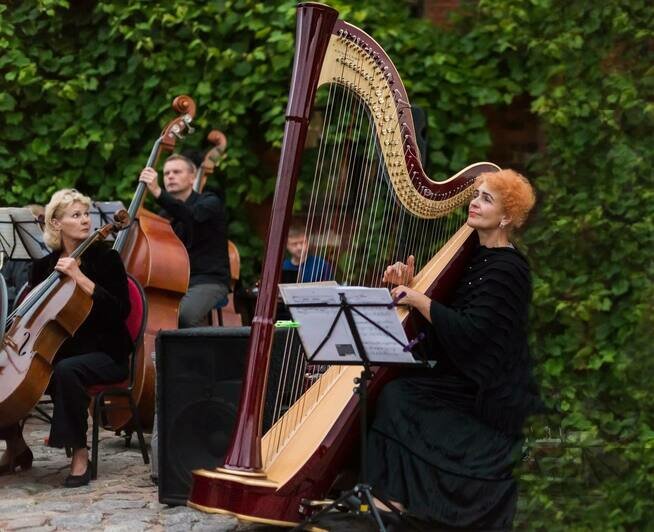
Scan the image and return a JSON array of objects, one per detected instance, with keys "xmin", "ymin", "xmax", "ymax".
[
  {"xmin": 90, "ymin": 201, "xmax": 126, "ymax": 242},
  {"xmin": 0, "ymin": 201, "xmax": 127, "ymax": 267},
  {"xmin": 280, "ymin": 285, "xmax": 424, "ymax": 532},
  {"xmin": 0, "ymin": 208, "xmax": 49, "ymax": 266}
]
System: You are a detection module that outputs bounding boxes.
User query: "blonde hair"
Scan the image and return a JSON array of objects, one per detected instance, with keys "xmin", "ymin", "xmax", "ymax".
[
  {"xmin": 476, "ymin": 169, "xmax": 536, "ymax": 229},
  {"xmin": 44, "ymin": 189, "xmax": 92, "ymax": 250}
]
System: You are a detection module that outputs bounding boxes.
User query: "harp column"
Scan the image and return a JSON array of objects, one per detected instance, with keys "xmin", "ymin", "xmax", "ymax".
[{"xmin": 221, "ymin": 3, "xmax": 340, "ymax": 473}]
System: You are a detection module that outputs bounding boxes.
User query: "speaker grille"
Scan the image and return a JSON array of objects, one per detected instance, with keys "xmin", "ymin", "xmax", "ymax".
[{"xmin": 156, "ymin": 326, "xmax": 250, "ymax": 506}]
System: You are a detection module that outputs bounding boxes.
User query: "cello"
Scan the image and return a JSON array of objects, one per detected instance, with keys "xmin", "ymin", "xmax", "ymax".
[
  {"xmin": 107, "ymin": 95, "xmax": 195, "ymax": 432},
  {"xmin": 0, "ymin": 211, "xmax": 130, "ymax": 427},
  {"xmin": 188, "ymin": 3, "xmax": 499, "ymax": 525}
]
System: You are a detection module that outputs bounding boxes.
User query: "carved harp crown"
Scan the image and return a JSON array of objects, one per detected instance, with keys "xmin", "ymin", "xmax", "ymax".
[{"xmin": 189, "ymin": 3, "xmax": 498, "ymax": 526}]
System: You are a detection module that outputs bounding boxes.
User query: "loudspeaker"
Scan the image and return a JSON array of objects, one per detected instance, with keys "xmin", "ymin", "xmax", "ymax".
[
  {"xmin": 155, "ymin": 325, "xmax": 294, "ymax": 506},
  {"xmin": 411, "ymin": 105, "xmax": 429, "ymax": 168},
  {"xmin": 156, "ymin": 326, "xmax": 250, "ymax": 506}
]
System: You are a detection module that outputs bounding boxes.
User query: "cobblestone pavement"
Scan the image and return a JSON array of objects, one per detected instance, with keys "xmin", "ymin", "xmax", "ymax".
[{"xmin": 0, "ymin": 413, "xmax": 270, "ymax": 532}]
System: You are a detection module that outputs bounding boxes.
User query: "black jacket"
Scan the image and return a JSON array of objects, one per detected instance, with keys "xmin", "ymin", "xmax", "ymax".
[
  {"xmin": 30, "ymin": 242, "xmax": 133, "ymax": 365},
  {"xmin": 429, "ymin": 245, "xmax": 542, "ymax": 435},
  {"xmin": 156, "ymin": 190, "xmax": 230, "ymax": 287}
]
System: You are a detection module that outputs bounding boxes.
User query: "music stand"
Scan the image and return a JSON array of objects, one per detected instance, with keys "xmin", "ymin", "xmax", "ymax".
[
  {"xmin": 280, "ymin": 285, "xmax": 424, "ymax": 532},
  {"xmin": 0, "ymin": 208, "xmax": 49, "ymax": 265},
  {"xmin": 90, "ymin": 201, "xmax": 126, "ymax": 242}
]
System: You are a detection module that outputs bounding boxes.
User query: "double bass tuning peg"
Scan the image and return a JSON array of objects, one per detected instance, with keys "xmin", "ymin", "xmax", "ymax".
[
  {"xmin": 182, "ymin": 114, "xmax": 195, "ymax": 136},
  {"xmin": 171, "ymin": 123, "xmax": 195, "ymax": 140}
]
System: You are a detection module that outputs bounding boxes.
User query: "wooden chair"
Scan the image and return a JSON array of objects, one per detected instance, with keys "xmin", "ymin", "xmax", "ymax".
[
  {"xmin": 210, "ymin": 240, "xmax": 241, "ymax": 326},
  {"xmin": 86, "ymin": 273, "xmax": 149, "ymax": 479}
]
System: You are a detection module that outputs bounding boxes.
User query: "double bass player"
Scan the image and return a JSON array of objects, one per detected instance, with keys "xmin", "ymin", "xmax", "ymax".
[{"xmin": 139, "ymin": 154, "xmax": 230, "ymax": 328}]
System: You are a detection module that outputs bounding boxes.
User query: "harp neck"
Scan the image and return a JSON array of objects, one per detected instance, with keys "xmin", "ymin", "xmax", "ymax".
[{"xmin": 222, "ymin": 2, "xmax": 339, "ymax": 473}]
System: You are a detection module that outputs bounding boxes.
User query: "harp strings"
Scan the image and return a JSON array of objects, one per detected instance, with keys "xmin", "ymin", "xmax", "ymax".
[{"xmin": 264, "ymin": 75, "xmax": 468, "ymax": 463}]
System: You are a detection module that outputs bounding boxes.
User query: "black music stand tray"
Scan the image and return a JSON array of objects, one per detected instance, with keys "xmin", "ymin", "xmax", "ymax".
[{"xmin": 285, "ymin": 289, "xmax": 424, "ymax": 532}]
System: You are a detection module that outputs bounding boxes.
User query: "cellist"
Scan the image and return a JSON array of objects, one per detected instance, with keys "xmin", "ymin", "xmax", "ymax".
[{"xmin": 0, "ymin": 189, "xmax": 132, "ymax": 487}]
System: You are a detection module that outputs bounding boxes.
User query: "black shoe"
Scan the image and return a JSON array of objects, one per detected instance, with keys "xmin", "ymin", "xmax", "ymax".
[
  {"xmin": 64, "ymin": 460, "xmax": 91, "ymax": 488},
  {"xmin": 0, "ymin": 447, "xmax": 33, "ymax": 476}
]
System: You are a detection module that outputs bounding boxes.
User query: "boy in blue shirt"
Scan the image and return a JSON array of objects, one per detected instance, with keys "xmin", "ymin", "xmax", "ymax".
[{"xmin": 281, "ymin": 226, "xmax": 333, "ymax": 283}]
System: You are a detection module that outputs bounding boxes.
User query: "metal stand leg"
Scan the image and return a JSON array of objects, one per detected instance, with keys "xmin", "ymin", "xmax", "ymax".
[{"xmin": 291, "ymin": 367, "xmax": 412, "ymax": 532}]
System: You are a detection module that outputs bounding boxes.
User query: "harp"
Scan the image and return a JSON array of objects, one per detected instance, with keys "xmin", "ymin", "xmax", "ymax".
[{"xmin": 188, "ymin": 3, "xmax": 499, "ymax": 525}]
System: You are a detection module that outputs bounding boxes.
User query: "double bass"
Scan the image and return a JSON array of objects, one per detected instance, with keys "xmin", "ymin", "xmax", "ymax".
[
  {"xmin": 107, "ymin": 96, "xmax": 195, "ymax": 432},
  {"xmin": 192, "ymin": 130, "xmax": 242, "ymax": 323},
  {"xmin": 188, "ymin": 3, "xmax": 499, "ymax": 526},
  {"xmin": 0, "ymin": 212, "xmax": 130, "ymax": 427},
  {"xmin": 193, "ymin": 129, "xmax": 227, "ymax": 193}
]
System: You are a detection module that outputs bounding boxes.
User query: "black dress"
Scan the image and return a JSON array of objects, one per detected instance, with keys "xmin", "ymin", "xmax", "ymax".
[{"xmin": 367, "ymin": 246, "xmax": 541, "ymax": 530}]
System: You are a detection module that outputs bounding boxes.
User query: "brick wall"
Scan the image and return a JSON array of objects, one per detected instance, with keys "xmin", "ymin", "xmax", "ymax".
[
  {"xmin": 483, "ymin": 96, "xmax": 544, "ymax": 173},
  {"xmin": 423, "ymin": 0, "xmax": 461, "ymax": 27},
  {"xmin": 422, "ymin": 0, "xmax": 543, "ymax": 171}
]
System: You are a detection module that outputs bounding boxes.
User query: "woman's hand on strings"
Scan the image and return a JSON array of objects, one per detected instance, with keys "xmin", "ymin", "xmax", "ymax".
[
  {"xmin": 383, "ymin": 255, "xmax": 415, "ymax": 286},
  {"xmin": 390, "ymin": 284, "xmax": 432, "ymax": 323},
  {"xmin": 55, "ymin": 257, "xmax": 96, "ymax": 296},
  {"xmin": 55, "ymin": 257, "xmax": 82, "ymax": 280}
]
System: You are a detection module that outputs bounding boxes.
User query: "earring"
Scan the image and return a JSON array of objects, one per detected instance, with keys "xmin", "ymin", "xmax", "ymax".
[{"xmin": 499, "ymin": 221, "xmax": 507, "ymax": 229}]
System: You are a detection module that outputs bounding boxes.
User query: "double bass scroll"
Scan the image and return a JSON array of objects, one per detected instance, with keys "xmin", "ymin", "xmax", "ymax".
[{"xmin": 193, "ymin": 129, "xmax": 228, "ymax": 193}]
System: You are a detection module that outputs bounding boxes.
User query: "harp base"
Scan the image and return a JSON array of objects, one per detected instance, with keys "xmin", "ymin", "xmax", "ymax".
[{"xmin": 186, "ymin": 500, "xmax": 299, "ymax": 528}]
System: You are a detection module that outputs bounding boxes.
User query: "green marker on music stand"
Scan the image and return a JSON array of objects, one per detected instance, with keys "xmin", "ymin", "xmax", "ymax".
[{"xmin": 274, "ymin": 320, "xmax": 300, "ymax": 329}]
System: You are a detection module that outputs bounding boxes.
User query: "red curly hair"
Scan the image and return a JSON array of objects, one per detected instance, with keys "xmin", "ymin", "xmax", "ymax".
[{"xmin": 476, "ymin": 169, "xmax": 536, "ymax": 229}]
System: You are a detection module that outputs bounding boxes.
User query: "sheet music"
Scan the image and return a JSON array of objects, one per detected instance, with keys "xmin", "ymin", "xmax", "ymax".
[
  {"xmin": 279, "ymin": 284, "xmax": 418, "ymax": 365},
  {"xmin": 0, "ymin": 201, "xmax": 126, "ymax": 260},
  {"xmin": 0, "ymin": 207, "xmax": 49, "ymax": 260},
  {"xmin": 90, "ymin": 201, "xmax": 125, "ymax": 241}
]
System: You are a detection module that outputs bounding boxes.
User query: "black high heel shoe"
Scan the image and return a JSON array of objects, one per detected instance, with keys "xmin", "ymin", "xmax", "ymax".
[
  {"xmin": 64, "ymin": 460, "xmax": 92, "ymax": 488},
  {"xmin": 0, "ymin": 446, "xmax": 33, "ymax": 476}
]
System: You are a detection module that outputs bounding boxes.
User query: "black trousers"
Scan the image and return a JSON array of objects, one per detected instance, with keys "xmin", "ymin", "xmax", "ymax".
[
  {"xmin": 47, "ymin": 351, "xmax": 128, "ymax": 449},
  {"xmin": 1, "ymin": 352, "xmax": 127, "ymax": 449},
  {"xmin": 0, "ymin": 423, "xmax": 21, "ymax": 440}
]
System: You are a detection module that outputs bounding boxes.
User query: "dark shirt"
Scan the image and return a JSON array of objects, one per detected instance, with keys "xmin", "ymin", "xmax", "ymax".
[
  {"xmin": 156, "ymin": 190, "xmax": 230, "ymax": 287},
  {"xmin": 428, "ymin": 245, "xmax": 542, "ymax": 435},
  {"xmin": 29, "ymin": 242, "xmax": 133, "ymax": 365}
]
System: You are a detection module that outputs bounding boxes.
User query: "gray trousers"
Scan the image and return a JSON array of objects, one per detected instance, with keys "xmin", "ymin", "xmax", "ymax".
[{"xmin": 178, "ymin": 282, "xmax": 229, "ymax": 328}]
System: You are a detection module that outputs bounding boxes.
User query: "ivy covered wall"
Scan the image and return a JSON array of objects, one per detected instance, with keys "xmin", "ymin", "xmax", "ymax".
[{"xmin": 1, "ymin": 0, "xmax": 652, "ymax": 527}]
